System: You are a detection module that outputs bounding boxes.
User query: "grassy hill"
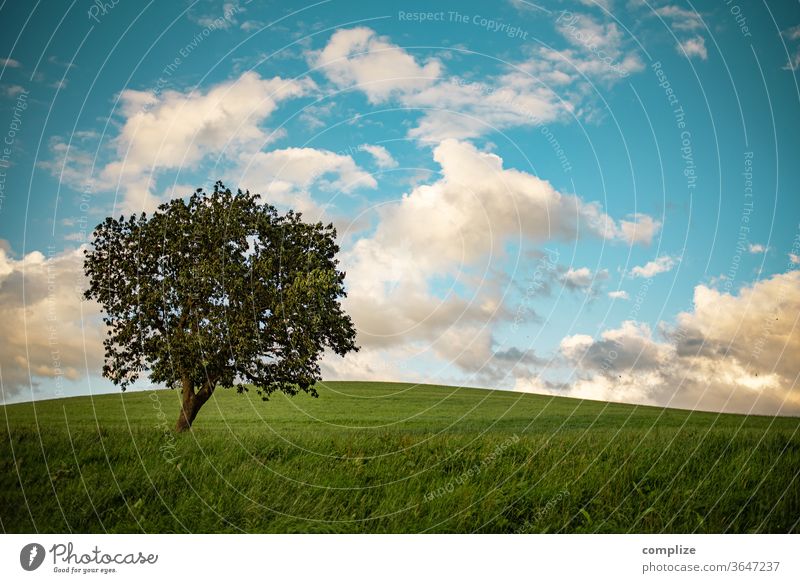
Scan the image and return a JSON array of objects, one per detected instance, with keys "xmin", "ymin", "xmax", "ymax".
[{"xmin": 1, "ymin": 381, "xmax": 798, "ymax": 533}]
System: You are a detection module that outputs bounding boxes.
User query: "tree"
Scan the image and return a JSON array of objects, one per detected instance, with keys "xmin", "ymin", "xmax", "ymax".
[{"xmin": 84, "ymin": 182, "xmax": 358, "ymax": 432}]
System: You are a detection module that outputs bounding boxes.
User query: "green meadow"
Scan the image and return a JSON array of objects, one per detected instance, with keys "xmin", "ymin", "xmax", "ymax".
[{"xmin": 1, "ymin": 381, "xmax": 798, "ymax": 533}]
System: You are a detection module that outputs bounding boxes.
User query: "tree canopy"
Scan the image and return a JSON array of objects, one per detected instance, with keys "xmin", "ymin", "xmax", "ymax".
[{"xmin": 84, "ymin": 182, "xmax": 358, "ymax": 431}]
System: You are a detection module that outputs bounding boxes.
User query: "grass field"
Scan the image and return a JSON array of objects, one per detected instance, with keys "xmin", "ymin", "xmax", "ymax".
[{"xmin": 1, "ymin": 381, "xmax": 798, "ymax": 533}]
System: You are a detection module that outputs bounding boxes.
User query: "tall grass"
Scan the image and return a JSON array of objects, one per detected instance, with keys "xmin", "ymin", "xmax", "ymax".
[{"xmin": 2, "ymin": 382, "xmax": 798, "ymax": 533}]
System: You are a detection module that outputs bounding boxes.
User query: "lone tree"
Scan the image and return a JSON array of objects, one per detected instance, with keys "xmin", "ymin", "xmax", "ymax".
[{"xmin": 84, "ymin": 182, "xmax": 358, "ymax": 431}]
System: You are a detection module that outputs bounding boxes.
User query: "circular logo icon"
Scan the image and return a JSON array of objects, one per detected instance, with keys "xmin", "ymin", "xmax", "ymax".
[{"xmin": 20, "ymin": 543, "xmax": 46, "ymax": 571}]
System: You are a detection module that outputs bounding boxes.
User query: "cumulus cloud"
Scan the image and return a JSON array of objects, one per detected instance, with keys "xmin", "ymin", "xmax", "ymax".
[
  {"xmin": 522, "ymin": 44, "xmax": 643, "ymax": 90},
  {"xmin": 240, "ymin": 146, "xmax": 376, "ymax": 193},
  {"xmin": 309, "ymin": 24, "xmax": 643, "ymax": 142},
  {"xmin": 561, "ymin": 266, "xmax": 609, "ymax": 293},
  {"xmin": 656, "ymin": 5, "xmax": 704, "ymax": 31},
  {"xmin": 321, "ymin": 345, "xmax": 416, "ymax": 384},
  {"xmin": 785, "ymin": 24, "xmax": 800, "ymax": 41},
  {"xmin": 311, "ymin": 28, "xmax": 567, "ymax": 142},
  {"xmin": 402, "ymin": 73, "xmax": 570, "ymax": 142},
  {"xmin": 543, "ymin": 271, "xmax": 800, "ymax": 415},
  {"xmin": 189, "ymin": 1, "xmax": 242, "ymax": 30},
  {"xmin": 577, "ymin": 0, "xmax": 612, "ymax": 9},
  {"xmin": 2, "ymin": 84, "xmax": 27, "ymax": 98},
  {"xmin": 337, "ymin": 139, "xmax": 657, "ymax": 378},
  {"xmin": 235, "ymin": 146, "xmax": 377, "ymax": 219},
  {"xmin": 424, "ymin": 13, "xmax": 645, "ymax": 139},
  {"xmin": 783, "ymin": 24, "xmax": 800, "ymax": 70},
  {"xmin": 679, "ymin": 36, "xmax": 708, "ymax": 60},
  {"xmin": 562, "ymin": 267, "xmax": 594, "ymax": 290},
  {"xmin": 475, "ymin": 341, "xmax": 549, "ymax": 386},
  {"xmin": 629, "ymin": 255, "xmax": 677, "ymax": 278},
  {"xmin": 748, "ymin": 243, "xmax": 766, "ymax": 254},
  {"xmin": 554, "ymin": 12, "xmax": 645, "ymax": 80},
  {"xmin": 561, "ymin": 320, "xmax": 673, "ymax": 371},
  {"xmin": 360, "ymin": 144, "xmax": 398, "ymax": 168},
  {"xmin": 110, "ymin": 72, "xmax": 312, "ymax": 199},
  {"xmin": 652, "ymin": 6, "xmax": 708, "ymax": 63},
  {"xmin": 608, "ymin": 290, "xmax": 629, "ymax": 300},
  {"xmin": 0, "ymin": 246, "xmax": 103, "ymax": 400},
  {"xmin": 42, "ymin": 72, "xmax": 315, "ymax": 213},
  {"xmin": 1, "ymin": 58, "xmax": 21, "ymax": 68},
  {"xmin": 309, "ymin": 27, "xmax": 441, "ymax": 103},
  {"xmin": 784, "ymin": 51, "xmax": 800, "ymax": 71},
  {"xmin": 619, "ymin": 213, "xmax": 661, "ymax": 245}
]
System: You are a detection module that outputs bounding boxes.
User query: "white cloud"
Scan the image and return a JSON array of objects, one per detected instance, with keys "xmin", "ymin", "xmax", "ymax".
[
  {"xmin": 656, "ymin": 5, "xmax": 703, "ymax": 31},
  {"xmin": 679, "ymin": 36, "xmax": 708, "ymax": 60},
  {"xmin": 562, "ymin": 267, "xmax": 594, "ymax": 289},
  {"xmin": 629, "ymin": 255, "xmax": 677, "ymax": 278},
  {"xmin": 43, "ymin": 72, "xmax": 315, "ymax": 213},
  {"xmin": 321, "ymin": 345, "xmax": 416, "ymax": 383},
  {"xmin": 109, "ymin": 72, "xmax": 313, "ymax": 181},
  {"xmin": 235, "ymin": 146, "xmax": 377, "ymax": 219},
  {"xmin": 338, "ymin": 139, "xmax": 657, "ymax": 376},
  {"xmin": 360, "ymin": 144, "xmax": 398, "ymax": 168},
  {"xmin": 784, "ymin": 51, "xmax": 800, "ymax": 71},
  {"xmin": 190, "ymin": 1, "xmax": 242, "ymax": 30},
  {"xmin": 0, "ymin": 246, "xmax": 104, "ymax": 399},
  {"xmin": 2, "ymin": 84, "xmax": 27, "ymax": 97},
  {"xmin": 748, "ymin": 243, "xmax": 766, "ymax": 254},
  {"xmin": 240, "ymin": 146, "xmax": 376, "ymax": 193},
  {"xmin": 552, "ymin": 12, "xmax": 645, "ymax": 81},
  {"xmin": 608, "ymin": 290, "xmax": 629, "ymax": 300},
  {"xmin": 561, "ymin": 320, "xmax": 673, "ymax": 370},
  {"xmin": 577, "ymin": 0, "xmax": 612, "ymax": 9},
  {"xmin": 654, "ymin": 6, "xmax": 708, "ymax": 62},
  {"xmin": 1, "ymin": 58, "xmax": 21, "ymax": 68},
  {"xmin": 545, "ymin": 271, "xmax": 800, "ymax": 415},
  {"xmin": 558, "ymin": 333, "xmax": 596, "ymax": 362},
  {"xmin": 619, "ymin": 213, "xmax": 661, "ymax": 245},
  {"xmin": 309, "ymin": 25, "xmax": 643, "ymax": 143},
  {"xmin": 240, "ymin": 20, "xmax": 265, "ymax": 33},
  {"xmin": 790, "ymin": 253, "xmax": 800, "ymax": 265},
  {"xmin": 781, "ymin": 24, "xmax": 800, "ymax": 70},
  {"xmin": 784, "ymin": 25, "xmax": 800, "ymax": 41},
  {"xmin": 561, "ymin": 266, "xmax": 609, "ymax": 291},
  {"xmin": 309, "ymin": 27, "xmax": 442, "ymax": 104},
  {"xmin": 309, "ymin": 27, "xmax": 570, "ymax": 142},
  {"xmin": 524, "ymin": 44, "xmax": 644, "ymax": 88},
  {"xmin": 403, "ymin": 73, "xmax": 569, "ymax": 142}
]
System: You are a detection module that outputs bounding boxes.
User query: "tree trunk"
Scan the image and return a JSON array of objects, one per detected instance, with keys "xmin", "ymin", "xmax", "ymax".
[
  {"xmin": 175, "ymin": 380, "xmax": 199, "ymax": 432},
  {"xmin": 175, "ymin": 377, "xmax": 215, "ymax": 432}
]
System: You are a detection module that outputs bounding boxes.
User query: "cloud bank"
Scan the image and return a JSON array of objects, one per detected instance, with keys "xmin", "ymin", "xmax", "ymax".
[{"xmin": 526, "ymin": 271, "xmax": 800, "ymax": 415}]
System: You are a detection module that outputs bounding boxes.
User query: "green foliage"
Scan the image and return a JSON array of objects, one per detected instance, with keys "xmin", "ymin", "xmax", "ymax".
[
  {"xmin": 83, "ymin": 182, "xmax": 357, "ymax": 405},
  {"xmin": 2, "ymin": 382, "xmax": 798, "ymax": 533}
]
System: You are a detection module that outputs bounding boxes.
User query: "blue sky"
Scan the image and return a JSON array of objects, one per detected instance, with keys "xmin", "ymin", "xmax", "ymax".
[{"xmin": 1, "ymin": 0, "xmax": 799, "ymax": 415}]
